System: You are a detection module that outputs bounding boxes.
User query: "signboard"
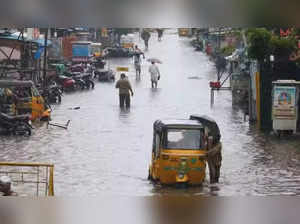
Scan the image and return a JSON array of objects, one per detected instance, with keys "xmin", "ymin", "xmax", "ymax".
[
  {"xmin": 116, "ymin": 67, "xmax": 129, "ymax": 72},
  {"xmin": 72, "ymin": 44, "xmax": 91, "ymax": 57},
  {"xmin": 122, "ymin": 43, "xmax": 134, "ymax": 49},
  {"xmin": 273, "ymin": 86, "xmax": 296, "ymax": 118}
]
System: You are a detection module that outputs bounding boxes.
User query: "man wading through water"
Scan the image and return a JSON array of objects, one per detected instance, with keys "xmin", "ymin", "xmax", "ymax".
[
  {"xmin": 149, "ymin": 61, "xmax": 161, "ymax": 88},
  {"xmin": 133, "ymin": 45, "xmax": 145, "ymax": 79},
  {"xmin": 115, "ymin": 73, "xmax": 134, "ymax": 108},
  {"xmin": 141, "ymin": 29, "xmax": 151, "ymax": 51}
]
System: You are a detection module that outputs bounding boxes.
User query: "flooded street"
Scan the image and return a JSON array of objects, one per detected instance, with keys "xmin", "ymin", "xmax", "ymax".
[{"xmin": 1, "ymin": 30, "xmax": 300, "ymax": 196}]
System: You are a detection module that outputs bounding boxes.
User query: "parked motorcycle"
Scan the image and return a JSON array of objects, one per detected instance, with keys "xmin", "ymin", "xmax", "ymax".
[
  {"xmin": 55, "ymin": 75, "xmax": 76, "ymax": 92},
  {"xmin": 94, "ymin": 69, "xmax": 115, "ymax": 82},
  {"xmin": 81, "ymin": 73, "xmax": 95, "ymax": 89},
  {"xmin": 64, "ymin": 72, "xmax": 86, "ymax": 90},
  {"xmin": 40, "ymin": 82, "xmax": 63, "ymax": 104},
  {"xmin": 0, "ymin": 112, "xmax": 32, "ymax": 136},
  {"xmin": 71, "ymin": 64, "xmax": 85, "ymax": 73}
]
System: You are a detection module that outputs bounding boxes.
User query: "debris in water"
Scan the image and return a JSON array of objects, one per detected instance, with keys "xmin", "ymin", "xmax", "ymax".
[
  {"xmin": 47, "ymin": 120, "xmax": 71, "ymax": 130},
  {"xmin": 68, "ymin": 107, "xmax": 81, "ymax": 110},
  {"xmin": 188, "ymin": 76, "xmax": 202, "ymax": 80}
]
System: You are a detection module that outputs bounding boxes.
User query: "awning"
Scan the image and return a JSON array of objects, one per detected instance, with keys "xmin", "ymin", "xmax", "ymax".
[{"xmin": 10, "ymin": 33, "xmax": 52, "ymax": 46}]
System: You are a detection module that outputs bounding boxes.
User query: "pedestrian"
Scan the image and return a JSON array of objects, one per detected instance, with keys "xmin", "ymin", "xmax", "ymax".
[
  {"xmin": 148, "ymin": 61, "xmax": 161, "ymax": 88},
  {"xmin": 115, "ymin": 73, "xmax": 134, "ymax": 108},
  {"xmin": 133, "ymin": 45, "xmax": 145, "ymax": 79},
  {"xmin": 157, "ymin": 29, "xmax": 163, "ymax": 41},
  {"xmin": 141, "ymin": 29, "xmax": 151, "ymax": 51}
]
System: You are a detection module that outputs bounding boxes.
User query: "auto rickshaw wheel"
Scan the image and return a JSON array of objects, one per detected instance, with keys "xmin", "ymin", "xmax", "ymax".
[{"xmin": 147, "ymin": 169, "xmax": 152, "ymax": 181}]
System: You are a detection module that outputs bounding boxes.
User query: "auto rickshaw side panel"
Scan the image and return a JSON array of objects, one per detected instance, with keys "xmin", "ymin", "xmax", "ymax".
[{"xmin": 30, "ymin": 85, "xmax": 46, "ymax": 120}]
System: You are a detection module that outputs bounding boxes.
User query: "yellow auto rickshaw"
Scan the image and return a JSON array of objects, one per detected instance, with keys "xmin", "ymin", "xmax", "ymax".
[
  {"xmin": 148, "ymin": 115, "xmax": 222, "ymax": 186},
  {"xmin": 178, "ymin": 28, "xmax": 192, "ymax": 37},
  {"xmin": 91, "ymin": 42, "xmax": 103, "ymax": 58},
  {"xmin": 0, "ymin": 80, "xmax": 51, "ymax": 121}
]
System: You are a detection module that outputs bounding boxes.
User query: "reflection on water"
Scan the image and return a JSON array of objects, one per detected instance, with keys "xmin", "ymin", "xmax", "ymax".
[{"xmin": 1, "ymin": 32, "xmax": 300, "ymax": 196}]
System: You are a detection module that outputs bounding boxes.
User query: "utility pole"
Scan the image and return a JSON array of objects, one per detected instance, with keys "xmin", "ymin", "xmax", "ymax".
[
  {"xmin": 43, "ymin": 28, "xmax": 48, "ymax": 88},
  {"xmin": 218, "ymin": 27, "xmax": 221, "ymax": 51}
]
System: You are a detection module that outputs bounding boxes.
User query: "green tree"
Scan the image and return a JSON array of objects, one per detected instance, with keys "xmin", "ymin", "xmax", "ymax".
[{"xmin": 246, "ymin": 28, "xmax": 272, "ymax": 61}]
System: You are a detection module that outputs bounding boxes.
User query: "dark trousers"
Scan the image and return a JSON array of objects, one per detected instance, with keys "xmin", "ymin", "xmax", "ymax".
[
  {"xmin": 144, "ymin": 39, "xmax": 149, "ymax": 49},
  {"xmin": 119, "ymin": 94, "xmax": 130, "ymax": 108},
  {"xmin": 151, "ymin": 81, "xmax": 157, "ymax": 88}
]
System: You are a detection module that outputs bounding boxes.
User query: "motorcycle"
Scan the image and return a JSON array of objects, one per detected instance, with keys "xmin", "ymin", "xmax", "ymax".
[
  {"xmin": 55, "ymin": 75, "xmax": 76, "ymax": 92},
  {"xmin": 40, "ymin": 82, "xmax": 63, "ymax": 104},
  {"xmin": 70, "ymin": 64, "xmax": 85, "ymax": 73},
  {"xmin": 81, "ymin": 73, "xmax": 95, "ymax": 89},
  {"xmin": 64, "ymin": 72, "xmax": 86, "ymax": 90},
  {"xmin": 0, "ymin": 112, "xmax": 32, "ymax": 136},
  {"xmin": 94, "ymin": 69, "xmax": 115, "ymax": 82},
  {"xmin": 65, "ymin": 64, "xmax": 95, "ymax": 90}
]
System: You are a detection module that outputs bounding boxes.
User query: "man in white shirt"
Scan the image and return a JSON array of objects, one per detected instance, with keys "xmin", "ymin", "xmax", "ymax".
[
  {"xmin": 148, "ymin": 61, "xmax": 161, "ymax": 88},
  {"xmin": 133, "ymin": 45, "xmax": 145, "ymax": 79}
]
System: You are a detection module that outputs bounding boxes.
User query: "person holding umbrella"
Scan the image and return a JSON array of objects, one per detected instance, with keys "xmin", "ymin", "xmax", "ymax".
[
  {"xmin": 133, "ymin": 45, "xmax": 145, "ymax": 79},
  {"xmin": 148, "ymin": 58, "xmax": 162, "ymax": 88}
]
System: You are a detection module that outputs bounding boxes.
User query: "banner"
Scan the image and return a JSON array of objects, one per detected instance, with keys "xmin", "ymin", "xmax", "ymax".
[{"xmin": 273, "ymin": 86, "xmax": 296, "ymax": 117}]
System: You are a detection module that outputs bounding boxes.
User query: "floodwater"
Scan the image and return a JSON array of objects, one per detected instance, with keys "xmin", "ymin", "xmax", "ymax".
[{"xmin": 1, "ymin": 30, "xmax": 300, "ymax": 196}]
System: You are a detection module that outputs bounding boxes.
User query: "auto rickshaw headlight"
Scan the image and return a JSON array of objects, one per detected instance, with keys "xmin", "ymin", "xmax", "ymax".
[{"xmin": 178, "ymin": 173, "xmax": 185, "ymax": 179}]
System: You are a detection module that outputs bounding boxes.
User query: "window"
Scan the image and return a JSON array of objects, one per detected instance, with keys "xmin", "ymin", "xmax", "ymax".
[{"xmin": 165, "ymin": 129, "xmax": 202, "ymax": 150}]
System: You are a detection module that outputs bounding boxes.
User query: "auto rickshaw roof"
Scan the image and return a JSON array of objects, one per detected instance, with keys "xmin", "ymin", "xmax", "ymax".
[
  {"xmin": 0, "ymin": 80, "xmax": 34, "ymax": 88},
  {"xmin": 189, "ymin": 114, "xmax": 221, "ymax": 143},
  {"xmin": 156, "ymin": 119, "xmax": 204, "ymax": 129}
]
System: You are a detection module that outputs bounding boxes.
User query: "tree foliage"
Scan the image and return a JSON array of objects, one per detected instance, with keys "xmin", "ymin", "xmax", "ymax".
[
  {"xmin": 221, "ymin": 45, "xmax": 236, "ymax": 56},
  {"xmin": 246, "ymin": 28, "xmax": 272, "ymax": 61},
  {"xmin": 270, "ymin": 36, "xmax": 297, "ymax": 59},
  {"xmin": 246, "ymin": 28, "xmax": 297, "ymax": 61}
]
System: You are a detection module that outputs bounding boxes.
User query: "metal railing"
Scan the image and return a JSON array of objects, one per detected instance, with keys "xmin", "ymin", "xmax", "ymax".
[{"xmin": 0, "ymin": 162, "xmax": 54, "ymax": 196}]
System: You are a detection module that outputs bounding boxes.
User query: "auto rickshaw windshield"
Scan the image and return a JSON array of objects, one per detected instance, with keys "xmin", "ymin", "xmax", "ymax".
[{"xmin": 164, "ymin": 128, "xmax": 203, "ymax": 150}]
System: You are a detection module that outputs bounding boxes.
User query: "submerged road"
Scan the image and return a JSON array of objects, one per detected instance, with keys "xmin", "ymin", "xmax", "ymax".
[{"xmin": 1, "ymin": 30, "xmax": 300, "ymax": 196}]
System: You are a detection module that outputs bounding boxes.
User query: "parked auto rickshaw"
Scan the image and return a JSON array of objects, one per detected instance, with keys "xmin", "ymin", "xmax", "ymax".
[
  {"xmin": 0, "ymin": 80, "xmax": 51, "ymax": 121},
  {"xmin": 148, "ymin": 115, "xmax": 222, "ymax": 186},
  {"xmin": 178, "ymin": 28, "xmax": 192, "ymax": 37}
]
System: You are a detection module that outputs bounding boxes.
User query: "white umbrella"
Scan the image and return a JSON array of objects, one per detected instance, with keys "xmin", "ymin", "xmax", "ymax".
[{"xmin": 147, "ymin": 58, "xmax": 163, "ymax": 64}]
